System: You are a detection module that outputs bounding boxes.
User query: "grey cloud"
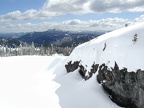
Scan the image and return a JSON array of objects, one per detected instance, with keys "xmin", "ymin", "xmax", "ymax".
[
  {"xmin": 90, "ymin": 0, "xmax": 144, "ymax": 12},
  {"xmin": 42, "ymin": 0, "xmax": 144, "ymax": 14},
  {"xmin": 90, "ymin": 18, "xmax": 128, "ymax": 30},
  {"xmin": 1, "ymin": 0, "xmax": 144, "ymax": 24},
  {"xmin": 42, "ymin": 0, "xmax": 87, "ymax": 13},
  {"xmin": 0, "ymin": 18, "xmax": 129, "ymax": 32},
  {"xmin": 68, "ymin": 19, "xmax": 81, "ymax": 25},
  {"xmin": 0, "ymin": 9, "xmax": 37, "ymax": 23},
  {"xmin": 134, "ymin": 15, "xmax": 144, "ymax": 22}
]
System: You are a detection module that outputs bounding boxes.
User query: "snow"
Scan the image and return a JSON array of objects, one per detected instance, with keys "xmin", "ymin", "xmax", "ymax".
[
  {"xmin": 0, "ymin": 55, "xmax": 120, "ymax": 108},
  {"xmin": 0, "ymin": 56, "xmax": 64, "ymax": 108},
  {"xmin": 1, "ymin": 23, "xmax": 144, "ymax": 108},
  {"xmin": 68, "ymin": 23, "xmax": 144, "ymax": 72}
]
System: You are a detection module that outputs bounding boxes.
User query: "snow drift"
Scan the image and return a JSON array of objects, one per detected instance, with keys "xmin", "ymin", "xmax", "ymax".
[
  {"xmin": 1, "ymin": 23, "xmax": 144, "ymax": 108},
  {"xmin": 64, "ymin": 23, "xmax": 144, "ymax": 108},
  {"xmin": 0, "ymin": 55, "xmax": 120, "ymax": 108},
  {"xmin": 67, "ymin": 23, "xmax": 144, "ymax": 72}
]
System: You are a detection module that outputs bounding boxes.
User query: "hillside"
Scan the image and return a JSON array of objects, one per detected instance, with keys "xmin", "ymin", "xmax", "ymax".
[
  {"xmin": 67, "ymin": 23, "xmax": 144, "ymax": 71},
  {"xmin": 65, "ymin": 23, "xmax": 144, "ymax": 108},
  {"xmin": 0, "ymin": 23, "xmax": 144, "ymax": 108},
  {"xmin": 0, "ymin": 37, "xmax": 21, "ymax": 47},
  {"xmin": 0, "ymin": 30, "xmax": 104, "ymax": 56},
  {"xmin": 17, "ymin": 29, "xmax": 102, "ymax": 47},
  {"xmin": 0, "ymin": 29, "xmax": 104, "ymax": 48}
]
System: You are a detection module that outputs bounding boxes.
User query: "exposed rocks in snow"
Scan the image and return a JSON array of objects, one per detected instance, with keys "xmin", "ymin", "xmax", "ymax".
[
  {"xmin": 79, "ymin": 63, "xmax": 99, "ymax": 80},
  {"xmin": 65, "ymin": 60, "xmax": 144, "ymax": 107},
  {"xmin": 64, "ymin": 23, "xmax": 144, "ymax": 108},
  {"xmin": 91, "ymin": 63, "xmax": 99, "ymax": 74},
  {"xmin": 65, "ymin": 61, "xmax": 99, "ymax": 80},
  {"xmin": 97, "ymin": 62, "xmax": 144, "ymax": 108},
  {"xmin": 79, "ymin": 65, "xmax": 87, "ymax": 79},
  {"xmin": 132, "ymin": 33, "xmax": 138, "ymax": 44},
  {"xmin": 103, "ymin": 43, "xmax": 107, "ymax": 51},
  {"xmin": 65, "ymin": 61, "xmax": 80, "ymax": 72}
]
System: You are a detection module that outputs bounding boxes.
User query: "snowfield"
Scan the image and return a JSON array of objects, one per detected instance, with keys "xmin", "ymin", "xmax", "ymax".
[
  {"xmin": 0, "ymin": 56, "xmax": 120, "ymax": 108},
  {"xmin": 0, "ymin": 56, "xmax": 64, "ymax": 108},
  {"xmin": 1, "ymin": 23, "xmax": 144, "ymax": 108}
]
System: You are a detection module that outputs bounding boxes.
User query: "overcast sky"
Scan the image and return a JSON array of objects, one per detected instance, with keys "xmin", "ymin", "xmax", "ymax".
[{"xmin": 0, "ymin": 0, "xmax": 144, "ymax": 33}]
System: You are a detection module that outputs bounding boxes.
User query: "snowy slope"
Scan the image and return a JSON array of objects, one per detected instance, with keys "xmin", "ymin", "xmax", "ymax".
[
  {"xmin": 0, "ymin": 55, "xmax": 120, "ymax": 108},
  {"xmin": 0, "ymin": 56, "xmax": 65, "ymax": 108},
  {"xmin": 54, "ymin": 64, "xmax": 121, "ymax": 108},
  {"xmin": 68, "ymin": 23, "xmax": 144, "ymax": 72},
  {"xmin": 54, "ymin": 23, "xmax": 144, "ymax": 108},
  {"xmin": 1, "ymin": 23, "xmax": 143, "ymax": 108}
]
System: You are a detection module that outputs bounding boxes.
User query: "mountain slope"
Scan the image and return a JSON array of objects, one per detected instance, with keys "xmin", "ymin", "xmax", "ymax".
[
  {"xmin": 64, "ymin": 23, "xmax": 144, "ymax": 108},
  {"xmin": 17, "ymin": 29, "xmax": 101, "ymax": 47},
  {"xmin": 67, "ymin": 23, "xmax": 144, "ymax": 72}
]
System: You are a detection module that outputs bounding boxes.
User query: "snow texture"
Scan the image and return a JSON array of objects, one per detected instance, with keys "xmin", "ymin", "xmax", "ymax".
[
  {"xmin": 0, "ymin": 55, "xmax": 120, "ymax": 108},
  {"xmin": 1, "ymin": 23, "xmax": 144, "ymax": 108},
  {"xmin": 68, "ymin": 23, "xmax": 144, "ymax": 72}
]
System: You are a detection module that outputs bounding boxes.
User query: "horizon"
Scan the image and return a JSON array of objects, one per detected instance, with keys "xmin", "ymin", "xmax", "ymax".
[
  {"xmin": 0, "ymin": 28, "xmax": 111, "ymax": 34},
  {"xmin": 0, "ymin": 0, "xmax": 144, "ymax": 33}
]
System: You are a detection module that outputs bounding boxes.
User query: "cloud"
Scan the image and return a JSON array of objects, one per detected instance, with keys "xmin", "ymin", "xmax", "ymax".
[
  {"xmin": 128, "ymin": 7, "xmax": 144, "ymax": 12},
  {"xmin": 0, "ymin": 0, "xmax": 144, "ymax": 24},
  {"xmin": 42, "ymin": 0, "xmax": 144, "ymax": 13},
  {"xmin": 68, "ymin": 19, "xmax": 81, "ymax": 25},
  {"xmin": 90, "ymin": 0, "xmax": 144, "ymax": 13},
  {"xmin": 0, "ymin": 0, "xmax": 144, "ymax": 32},
  {"xmin": 42, "ymin": 0, "xmax": 89, "ymax": 13},
  {"xmin": 3, "ymin": 14, "xmax": 144, "ymax": 33},
  {"xmin": 134, "ymin": 15, "xmax": 144, "ymax": 22},
  {"xmin": 0, "ymin": 17, "xmax": 129, "ymax": 33},
  {"xmin": 0, "ymin": 9, "xmax": 37, "ymax": 23}
]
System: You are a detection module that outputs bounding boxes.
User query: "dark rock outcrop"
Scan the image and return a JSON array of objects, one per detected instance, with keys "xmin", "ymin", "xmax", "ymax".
[
  {"xmin": 79, "ymin": 63, "xmax": 99, "ymax": 80},
  {"xmin": 65, "ymin": 60, "xmax": 144, "ymax": 107},
  {"xmin": 79, "ymin": 65, "xmax": 87, "ymax": 79},
  {"xmin": 97, "ymin": 62, "xmax": 144, "ymax": 108},
  {"xmin": 65, "ymin": 61, "xmax": 99, "ymax": 80},
  {"xmin": 65, "ymin": 61, "xmax": 80, "ymax": 73}
]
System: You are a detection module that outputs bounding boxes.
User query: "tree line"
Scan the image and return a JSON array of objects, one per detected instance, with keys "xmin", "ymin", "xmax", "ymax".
[{"xmin": 0, "ymin": 42, "xmax": 74, "ymax": 57}]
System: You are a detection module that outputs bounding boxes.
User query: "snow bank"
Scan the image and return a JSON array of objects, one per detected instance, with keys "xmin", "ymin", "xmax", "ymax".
[
  {"xmin": 54, "ymin": 67, "xmax": 121, "ymax": 108},
  {"xmin": 2, "ymin": 23, "xmax": 143, "ymax": 108},
  {"xmin": 0, "ymin": 56, "xmax": 65, "ymax": 108},
  {"xmin": 0, "ymin": 55, "xmax": 121, "ymax": 108},
  {"xmin": 67, "ymin": 23, "xmax": 144, "ymax": 72}
]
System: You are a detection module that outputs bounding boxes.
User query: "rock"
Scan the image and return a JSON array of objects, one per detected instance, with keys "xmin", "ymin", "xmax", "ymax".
[
  {"xmin": 65, "ymin": 61, "xmax": 99, "ymax": 80},
  {"xmin": 97, "ymin": 62, "xmax": 144, "ymax": 108},
  {"xmin": 85, "ymin": 63, "xmax": 99, "ymax": 80},
  {"xmin": 65, "ymin": 60, "xmax": 144, "ymax": 107},
  {"xmin": 79, "ymin": 65, "xmax": 87, "ymax": 80},
  {"xmin": 91, "ymin": 63, "xmax": 99, "ymax": 74},
  {"xmin": 65, "ymin": 61, "xmax": 80, "ymax": 73}
]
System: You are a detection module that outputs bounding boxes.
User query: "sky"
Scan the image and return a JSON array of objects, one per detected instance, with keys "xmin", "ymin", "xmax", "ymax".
[{"xmin": 0, "ymin": 0, "xmax": 144, "ymax": 33}]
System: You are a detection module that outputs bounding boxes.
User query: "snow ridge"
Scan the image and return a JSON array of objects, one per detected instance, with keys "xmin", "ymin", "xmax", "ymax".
[{"xmin": 68, "ymin": 23, "xmax": 144, "ymax": 72}]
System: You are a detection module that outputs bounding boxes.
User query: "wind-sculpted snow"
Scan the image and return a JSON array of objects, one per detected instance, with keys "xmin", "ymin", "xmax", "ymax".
[
  {"xmin": 54, "ymin": 60, "xmax": 121, "ymax": 108},
  {"xmin": 0, "ymin": 56, "xmax": 64, "ymax": 108},
  {"xmin": 64, "ymin": 23, "xmax": 144, "ymax": 108},
  {"xmin": 68, "ymin": 23, "xmax": 144, "ymax": 72},
  {"xmin": 1, "ymin": 23, "xmax": 144, "ymax": 108},
  {"xmin": 0, "ymin": 55, "xmax": 120, "ymax": 108}
]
